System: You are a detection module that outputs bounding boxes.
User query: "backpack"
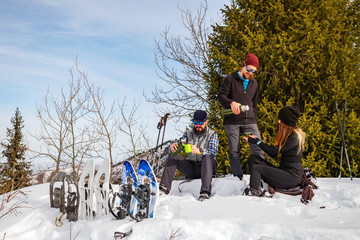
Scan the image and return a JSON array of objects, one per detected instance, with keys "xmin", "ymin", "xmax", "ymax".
[{"xmin": 268, "ymin": 168, "xmax": 318, "ymax": 204}]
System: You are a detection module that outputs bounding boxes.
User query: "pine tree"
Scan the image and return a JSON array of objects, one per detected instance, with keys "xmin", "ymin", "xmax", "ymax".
[
  {"xmin": 1, "ymin": 108, "xmax": 32, "ymax": 193},
  {"xmin": 207, "ymin": 0, "xmax": 360, "ymax": 176}
]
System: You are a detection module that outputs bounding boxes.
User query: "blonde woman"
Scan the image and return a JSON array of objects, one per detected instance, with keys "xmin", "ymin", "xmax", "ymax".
[{"xmin": 244, "ymin": 106, "xmax": 306, "ymax": 196}]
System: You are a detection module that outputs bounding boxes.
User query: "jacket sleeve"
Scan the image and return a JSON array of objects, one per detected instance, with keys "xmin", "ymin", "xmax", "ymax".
[
  {"xmin": 258, "ymin": 134, "xmax": 299, "ymax": 158},
  {"xmin": 218, "ymin": 75, "xmax": 233, "ymax": 108},
  {"xmin": 258, "ymin": 142, "xmax": 279, "ymax": 158}
]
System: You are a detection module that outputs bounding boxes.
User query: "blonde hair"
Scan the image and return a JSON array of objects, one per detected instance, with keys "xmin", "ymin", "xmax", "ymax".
[
  {"xmin": 275, "ymin": 121, "xmax": 306, "ymax": 153},
  {"xmin": 294, "ymin": 127, "xmax": 306, "ymax": 153}
]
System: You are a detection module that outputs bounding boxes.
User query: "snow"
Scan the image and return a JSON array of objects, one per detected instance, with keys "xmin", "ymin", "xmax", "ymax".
[{"xmin": 1, "ymin": 176, "xmax": 360, "ymax": 240}]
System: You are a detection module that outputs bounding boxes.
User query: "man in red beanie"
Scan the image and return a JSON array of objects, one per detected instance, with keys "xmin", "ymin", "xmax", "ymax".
[{"xmin": 218, "ymin": 53, "xmax": 264, "ymax": 180}]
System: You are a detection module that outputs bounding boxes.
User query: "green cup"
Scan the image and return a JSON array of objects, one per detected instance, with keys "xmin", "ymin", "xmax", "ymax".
[{"xmin": 184, "ymin": 144, "xmax": 192, "ymax": 153}]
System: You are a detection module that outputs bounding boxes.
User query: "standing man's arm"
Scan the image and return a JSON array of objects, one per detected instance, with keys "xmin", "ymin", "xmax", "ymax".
[
  {"xmin": 218, "ymin": 76, "xmax": 233, "ymax": 108},
  {"xmin": 218, "ymin": 75, "xmax": 241, "ymax": 114}
]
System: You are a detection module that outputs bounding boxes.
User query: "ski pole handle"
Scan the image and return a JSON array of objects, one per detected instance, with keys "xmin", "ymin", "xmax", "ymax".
[
  {"xmin": 163, "ymin": 113, "xmax": 170, "ymax": 125},
  {"xmin": 157, "ymin": 117, "xmax": 164, "ymax": 129}
]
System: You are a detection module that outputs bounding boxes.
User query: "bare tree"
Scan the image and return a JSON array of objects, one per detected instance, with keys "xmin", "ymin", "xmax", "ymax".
[
  {"xmin": 63, "ymin": 69, "xmax": 94, "ymax": 177},
  {"xmin": 31, "ymin": 59, "xmax": 152, "ymax": 173},
  {"xmin": 117, "ymin": 98, "xmax": 151, "ymax": 163},
  {"xmin": 31, "ymin": 88, "xmax": 71, "ymax": 173},
  {"xmin": 145, "ymin": 1, "xmax": 213, "ymax": 121},
  {"xmin": 31, "ymin": 66, "xmax": 96, "ymax": 176},
  {"xmin": 75, "ymin": 63, "xmax": 118, "ymax": 166}
]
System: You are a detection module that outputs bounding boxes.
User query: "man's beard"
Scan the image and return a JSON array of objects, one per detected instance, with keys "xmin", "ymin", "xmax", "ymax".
[
  {"xmin": 241, "ymin": 70, "xmax": 253, "ymax": 80},
  {"xmin": 194, "ymin": 126, "xmax": 206, "ymax": 135},
  {"xmin": 244, "ymin": 72, "xmax": 253, "ymax": 80}
]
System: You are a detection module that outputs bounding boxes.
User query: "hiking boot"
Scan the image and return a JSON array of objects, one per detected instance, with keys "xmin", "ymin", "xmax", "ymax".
[
  {"xmin": 198, "ymin": 192, "xmax": 210, "ymax": 201},
  {"xmin": 244, "ymin": 187, "xmax": 272, "ymax": 198},
  {"xmin": 242, "ymin": 187, "xmax": 250, "ymax": 196},
  {"xmin": 159, "ymin": 185, "xmax": 169, "ymax": 195},
  {"xmin": 250, "ymin": 188, "xmax": 266, "ymax": 197}
]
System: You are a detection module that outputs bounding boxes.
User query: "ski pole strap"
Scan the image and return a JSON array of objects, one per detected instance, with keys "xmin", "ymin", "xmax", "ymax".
[{"xmin": 55, "ymin": 211, "xmax": 66, "ymax": 227}]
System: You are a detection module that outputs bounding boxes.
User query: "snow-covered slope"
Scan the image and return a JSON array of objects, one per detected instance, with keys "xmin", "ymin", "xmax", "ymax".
[{"xmin": 0, "ymin": 176, "xmax": 359, "ymax": 240}]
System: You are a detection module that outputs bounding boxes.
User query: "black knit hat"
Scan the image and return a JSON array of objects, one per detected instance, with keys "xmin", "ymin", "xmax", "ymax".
[
  {"xmin": 192, "ymin": 110, "xmax": 208, "ymax": 122},
  {"xmin": 278, "ymin": 106, "xmax": 300, "ymax": 127}
]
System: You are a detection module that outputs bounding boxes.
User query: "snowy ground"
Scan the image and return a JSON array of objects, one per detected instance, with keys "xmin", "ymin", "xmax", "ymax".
[{"xmin": 0, "ymin": 176, "xmax": 359, "ymax": 240}]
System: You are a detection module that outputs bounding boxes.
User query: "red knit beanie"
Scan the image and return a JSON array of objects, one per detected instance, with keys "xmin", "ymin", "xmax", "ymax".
[{"xmin": 244, "ymin": 53, "xmax": 259, "ymax": 69}]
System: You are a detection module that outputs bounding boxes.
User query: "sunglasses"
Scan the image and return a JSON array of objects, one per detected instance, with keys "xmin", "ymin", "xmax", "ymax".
[
  {"xmin": 244, "ymin": 62, "xmax": 257, "ymax": 74},
  {"xmin": 193, "ymin": 121, "xmax": 205, "ymax": 125}
]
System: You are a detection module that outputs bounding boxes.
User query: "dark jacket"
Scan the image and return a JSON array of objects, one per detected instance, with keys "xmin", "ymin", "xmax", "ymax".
[
  {"xmin": 218, "ymin": 71, "xmax": 259, "ymax": 125},
  {"xmin": 259, "ymin": 133, "xmax": 303, "ymax": 179}
]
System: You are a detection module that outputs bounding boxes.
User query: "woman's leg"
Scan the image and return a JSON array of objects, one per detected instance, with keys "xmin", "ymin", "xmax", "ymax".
[
  {"xmin": 250, "ymin": 164, "xmax": 301, "ymax": 190},
  {"xmin": 248, "ymin": 154, "xmax": 274, "ymax": 176}
]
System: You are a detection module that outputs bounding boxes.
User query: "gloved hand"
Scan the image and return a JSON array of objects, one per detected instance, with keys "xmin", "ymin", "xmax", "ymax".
[{"xmin": 247, "ymin": 136, "xmax": 261, "ymax": 144}]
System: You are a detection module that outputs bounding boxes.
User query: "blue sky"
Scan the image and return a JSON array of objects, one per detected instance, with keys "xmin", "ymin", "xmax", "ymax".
[{"xmin": 0, "ymin": 0, "xmax": 227, "ymax": 165}]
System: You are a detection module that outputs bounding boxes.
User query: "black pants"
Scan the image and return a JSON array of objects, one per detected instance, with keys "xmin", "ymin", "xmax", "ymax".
[
  {"xmin": 160, "ymin": 154, "xmax": 217, "ymax": 194},
  {"xmin": 249, "ymin": 154, "xmax": 301, "ymax": 190}
]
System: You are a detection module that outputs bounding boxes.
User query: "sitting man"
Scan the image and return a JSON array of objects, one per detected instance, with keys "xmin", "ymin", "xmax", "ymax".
[{"xmin": 159, "ymin": 110, "xmax": 219, "ymax": 201}]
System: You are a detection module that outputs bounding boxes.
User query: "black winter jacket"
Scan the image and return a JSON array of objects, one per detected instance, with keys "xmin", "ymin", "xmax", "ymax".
[
  {"xmin": 259, "ymin": 133, "xmax": 303, "ymax": 179},
  {"xmin": 218, "ymin": 71, "xmax": 259, "ymax": 125}
]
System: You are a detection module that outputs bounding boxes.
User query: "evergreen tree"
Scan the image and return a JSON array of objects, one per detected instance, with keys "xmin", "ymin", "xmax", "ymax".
[
  {"xmin": 207, "ymin": 0, "xmax": 360, "ymax": 176},
  {"xmin": 1, "ymin": 108, "xmax": 32, "ymax": 193}
]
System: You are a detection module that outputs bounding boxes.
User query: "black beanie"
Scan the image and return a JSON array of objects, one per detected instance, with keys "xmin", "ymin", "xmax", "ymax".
[{"xmin": 278, "ymin": 106, "xmax": 300, "ymax": 127}]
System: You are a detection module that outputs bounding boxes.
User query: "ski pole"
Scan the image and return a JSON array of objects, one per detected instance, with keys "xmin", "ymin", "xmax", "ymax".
[
  {"xmin": 338, "ymin": 100, "xmax": 344, "ymax": 178},
  {"xmin": 156, "ymin": 113, "xmax": 169, "ymax": 176},
  {"xmin": 338, "ymin": 100, "xmax": 346, "ymax": 178},
  {"xmin": 335, "ymin": 101, "xmax": 353, "ymax": 180},
  {"xmin": 342, "ymin": 100, "xmax": 352, "ymax": 180},
  {"xmin": 155, "ymin": 117, "xmax": 164, "ymax": 152},
  {"xmin": 160, "ymin": 113, "xmax": 170, "ymax": 149}
]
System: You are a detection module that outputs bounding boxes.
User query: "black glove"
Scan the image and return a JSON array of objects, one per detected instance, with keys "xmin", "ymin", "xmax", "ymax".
[{"xmin": 247, "ymin": 136, "xmax": 261, "ymax": 144}]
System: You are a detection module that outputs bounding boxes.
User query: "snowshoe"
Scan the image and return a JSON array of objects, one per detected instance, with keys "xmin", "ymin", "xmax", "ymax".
[
  {"xmin": 131, "ymin": 159, "xmax": 159, "ymax": 221},
  {"xmin": 109, "ymin": 161, "xmax": 138, "ymax": 220},
  {"xmin": 50, "ymin": 171, "xmax": 79, "ymax": 222}
]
